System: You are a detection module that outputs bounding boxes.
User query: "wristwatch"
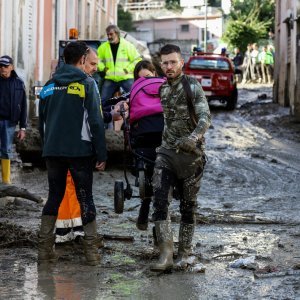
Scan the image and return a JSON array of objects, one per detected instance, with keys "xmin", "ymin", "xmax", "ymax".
[{"xmin": 20, "ymin": 128, "xmax": 26, "ymax": 131}]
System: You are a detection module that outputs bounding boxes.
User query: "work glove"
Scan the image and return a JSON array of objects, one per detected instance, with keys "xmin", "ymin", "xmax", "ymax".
[{"xmin": 176, "ymin": 136, "xmax": 201, "ymax": 155}]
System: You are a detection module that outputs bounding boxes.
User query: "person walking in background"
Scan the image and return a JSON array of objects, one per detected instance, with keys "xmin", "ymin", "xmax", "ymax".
[
  {"xmin": 241, "ymin": 44, "xmax": 253, "ymax": 84},
  {"xmin": 0, "ymin": 55, "xmax": 27, "ymax": 184},
  {"xmin": 97, "ymin": 24, "xmax": 142, "ymax": 106},
  {"xmin": 232, "ymin": 47, "xmax": 244, "ymax": 82},
  {"xmin": 38, "ymin": 41, "xmax": 107, "ymax": 266},
  {"xmin": 260, "ymin": 45, "xmax": 274, "ymax": 84},
  {"xmin": 250, "ymin": 43, "xmax": 262, "ymax": 82},
  {"xmin": 150, "ymin": 44, "xmax": 211, "ymax": 272},
  {"xmin": 265, "ymin": 45, "xmax": 274, "ymax": 84}
]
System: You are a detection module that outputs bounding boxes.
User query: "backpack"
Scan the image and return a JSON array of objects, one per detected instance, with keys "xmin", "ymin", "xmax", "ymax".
[{"xmin": 129, "ymin": 76, "xmax": 166, "ymax": 124}]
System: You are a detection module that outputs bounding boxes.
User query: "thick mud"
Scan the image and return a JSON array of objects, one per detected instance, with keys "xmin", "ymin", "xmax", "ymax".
[{"xmin": 1, "ymin": 84, "xmax": 300, "ymax": 300}]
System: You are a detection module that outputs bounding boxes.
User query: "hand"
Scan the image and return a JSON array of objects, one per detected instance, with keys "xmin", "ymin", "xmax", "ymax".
[
  {"xmin": 112, "ymin": 101, "xmax": 129, "ymax": 120},
  {"xmin": 176, "ymin": 137, "xmax": 200, "ymax": 155},
  {"xmin": 95, "ymin": 161, "xmax": 106, "ymax": 171},
  {"xmin": 17, "ymin": 130, "xmax": 26, "ymax": 141}
]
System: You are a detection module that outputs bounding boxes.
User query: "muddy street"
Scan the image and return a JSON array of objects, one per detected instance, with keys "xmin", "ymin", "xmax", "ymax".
[{"xmin": 1, "ymin": 84, "xmax": 300, "ymax": 300}]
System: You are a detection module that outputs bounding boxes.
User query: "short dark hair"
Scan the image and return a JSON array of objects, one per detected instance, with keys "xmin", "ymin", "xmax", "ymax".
[
  {"xmin": 160, "ymin": 44, "xmax": 182, "ymax": 56},
  {"xmin": 133, "ymin": 60, "xmax": 157, "ymax": 80},
  {"xmin": 63, "ymin": 41, "xmax": 89, "ymax": 65}
]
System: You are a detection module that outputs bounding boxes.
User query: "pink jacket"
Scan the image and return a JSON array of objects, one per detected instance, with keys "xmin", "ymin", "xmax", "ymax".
[{"xmin": 129, "ymin": 77, "xmax": 165, "ymax": 124}]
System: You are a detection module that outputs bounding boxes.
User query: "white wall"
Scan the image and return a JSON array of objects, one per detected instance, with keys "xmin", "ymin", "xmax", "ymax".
[{"xmin": 0, "ymin": 0, "xmax": 37, "ymax": 88}]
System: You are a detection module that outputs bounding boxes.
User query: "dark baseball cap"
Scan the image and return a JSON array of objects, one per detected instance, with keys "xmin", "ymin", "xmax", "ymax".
[{"xmin": 0, "ymin": 55, "xmax": 13, "ymax": 66}]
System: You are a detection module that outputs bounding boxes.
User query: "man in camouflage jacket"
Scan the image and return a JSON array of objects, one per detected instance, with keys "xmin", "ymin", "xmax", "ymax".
[{"xmin": 150, "ymin": 44, "xmax": 211, "ymax": 272}]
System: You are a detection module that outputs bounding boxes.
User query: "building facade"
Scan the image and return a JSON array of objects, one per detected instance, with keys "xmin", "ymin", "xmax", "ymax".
[
  {"xmin": 274, "ymin": 0, "xmax": 300, "ymax": 120},
  {"xmin": 0, "ymin": 0, "xmax": 118, "ymax": 94},
  {"xmin": 129, "ymin": 7, "xmax": 224, "ymax": 61}
]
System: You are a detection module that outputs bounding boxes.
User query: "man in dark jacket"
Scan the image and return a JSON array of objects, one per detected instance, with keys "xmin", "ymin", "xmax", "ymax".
[
  {"xmin": 38, "ymin": 41, "xmax": 107, "ymax": 266},
  {"xmin": 0, "ymin": 55, "xmax": 27, "ymax": 184}
]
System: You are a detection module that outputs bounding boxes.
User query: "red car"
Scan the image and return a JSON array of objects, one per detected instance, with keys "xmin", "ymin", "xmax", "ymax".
[{"xmin": 184, "ymin": 53, "xmax": 238, "ymax": 110}]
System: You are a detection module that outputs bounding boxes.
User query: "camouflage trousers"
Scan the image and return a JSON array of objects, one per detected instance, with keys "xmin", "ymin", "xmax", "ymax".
[{"xmin": 152, "ymin": 147, "xmax": 206, "ymax": 224}]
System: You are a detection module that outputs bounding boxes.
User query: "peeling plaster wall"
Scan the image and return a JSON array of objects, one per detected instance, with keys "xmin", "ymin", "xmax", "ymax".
[{"xmin": 274, "ymin": 0, "xmax": 300, "ymax": 120}]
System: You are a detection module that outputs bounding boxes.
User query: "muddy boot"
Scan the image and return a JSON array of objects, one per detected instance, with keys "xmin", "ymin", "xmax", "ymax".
[
  {"xmin": 95, "ymin": 234, "xmax": 104, "ymax": 248},
  {"xmin": 150, "ymin": 220, "xmax": 173, "ymax": 272},
  {"xmin": 174, "ymin": 223, "xmax": 194, "ymax": 269},
  {"xmin": 38, "ymin": 215, "xmax": 58, "ymax": 263},
  {"xmin": 136, "ymin": 198, "xmax": 151, "ymax": 231},
  {"xmin": 82, "ymin": 220, "xmax": 101, "ymax": 266}
]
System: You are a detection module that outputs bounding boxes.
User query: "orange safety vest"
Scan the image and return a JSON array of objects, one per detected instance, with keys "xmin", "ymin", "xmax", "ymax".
[{"xmin": 56, "ymin": 171, "xmax": 83, "ymax": 240}]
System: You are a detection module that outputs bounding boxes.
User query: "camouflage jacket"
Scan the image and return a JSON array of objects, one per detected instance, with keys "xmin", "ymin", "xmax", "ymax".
[{"xmin": 159, "ymin": 74, "xmax": 211, "ymax": 150}]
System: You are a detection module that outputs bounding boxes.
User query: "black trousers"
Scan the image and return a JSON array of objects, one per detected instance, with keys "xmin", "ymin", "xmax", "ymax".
[{"xmin": 42, "ymin": 156, "xmax": 96, "ymax": 225}]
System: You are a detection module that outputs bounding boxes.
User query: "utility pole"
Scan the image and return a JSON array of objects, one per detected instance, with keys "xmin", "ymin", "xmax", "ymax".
[{"xmin": 204, "ymin": 0, "xmax": 207, "ymax": 52}]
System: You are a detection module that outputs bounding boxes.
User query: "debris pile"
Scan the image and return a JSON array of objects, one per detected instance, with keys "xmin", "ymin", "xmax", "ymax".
[{"xmin": 0, "ymin": 221, "xmax": 37, "ymax": 248}]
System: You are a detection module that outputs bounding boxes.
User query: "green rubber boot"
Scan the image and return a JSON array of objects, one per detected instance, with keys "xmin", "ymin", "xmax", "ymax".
[
  {"xmin": 150, "ymin": 220, "xmax": 173, "ymax": 272},
  {"xmin": 174, "ymin": 222, "xmax": 194, "ymax": 269},
  {"xmin": 38, "ymin": 215, "xmax": 58, "ymax": 263},
  {"xmin": 82, "ymin": 220, "xmax": 101, "ymax": 266}
]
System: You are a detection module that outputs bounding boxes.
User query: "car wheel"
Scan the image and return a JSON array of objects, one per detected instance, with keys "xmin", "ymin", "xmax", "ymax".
[
  {"xmin": 114, "ymin": 180, "xmax": 124, "ymax": 214},
  {"xmin": 226, "ymin": 88, "xmax": 238, "ymax": 110}
]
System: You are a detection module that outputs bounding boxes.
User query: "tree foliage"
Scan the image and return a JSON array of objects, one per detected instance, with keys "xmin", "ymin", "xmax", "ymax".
[
  {"xmin": 231, "ymin": 0, "xmax": 275, "ymax": 27},
  {"xmin": 165, "ymin": 0, "xmax": 181, "ymax": 10},
  {"xmin": 223, "ymin": 0, "xmax": 275, "ymax": 52},
  {"xmin": 117, "ymin": 5, "xmax": 134, "ymax": 32}
]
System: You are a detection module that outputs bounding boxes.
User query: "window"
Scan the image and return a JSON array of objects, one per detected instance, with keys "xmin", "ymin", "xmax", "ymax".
[
  {"xmin": 181, "ymin": 24, "xmax": 189, "ymax": 32},
  {"xmin": 85, "ymin": 2, "xmax": 91, "ymax": 38},
  {"xmin": 190, "ymin": 58, "xmax": 230, "ymax": 70},
  {"xmin": 77, "ymin": 0, "xmax": 82, "ymax": 36}
]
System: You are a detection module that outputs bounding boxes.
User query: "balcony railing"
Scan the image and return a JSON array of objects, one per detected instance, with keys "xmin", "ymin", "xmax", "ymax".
[{"xmin": 123, "ymin": 0, "xmax": 165, "ymax": 11}]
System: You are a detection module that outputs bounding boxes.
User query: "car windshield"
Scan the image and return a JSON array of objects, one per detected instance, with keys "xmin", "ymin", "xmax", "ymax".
[{"xmin": 189, "ymin": 58, "xmax": 230, "ymax": 70}]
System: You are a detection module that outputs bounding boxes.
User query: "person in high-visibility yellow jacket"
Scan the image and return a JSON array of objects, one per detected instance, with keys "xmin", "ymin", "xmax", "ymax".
[{"xmin": 97, "ymin": 24, "xmax": 142, "ymax": 106}]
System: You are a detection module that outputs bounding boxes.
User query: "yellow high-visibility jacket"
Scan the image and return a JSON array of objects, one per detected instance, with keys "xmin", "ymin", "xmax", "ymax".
[{"xmin": 97, "ymin": 37, "xmax": 142, "ymax": 82}]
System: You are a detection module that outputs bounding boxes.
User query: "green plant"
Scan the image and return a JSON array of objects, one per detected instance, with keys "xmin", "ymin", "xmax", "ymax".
[
  {"xmin": 223, "ymin": 0, "xmax": 274, "ymax": 52},
  {"xmin": 118, "ymin": 5, "xmax": 134, "ymax": 32}
]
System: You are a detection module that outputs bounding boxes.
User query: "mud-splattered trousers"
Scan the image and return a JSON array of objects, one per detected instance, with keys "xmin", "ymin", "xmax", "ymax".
[
  {"xmin": 42, "ymin": 156, "xmax": 96, "ymax": 225},
  {"xmin": 152, "ymin": 74, "xmax": 211, "ymax": 224},
  {"xmin": 152, "ymin": 147, "xmax": 206, "ymax": 224}
]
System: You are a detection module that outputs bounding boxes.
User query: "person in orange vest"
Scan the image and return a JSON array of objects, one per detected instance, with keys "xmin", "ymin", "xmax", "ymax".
[
  {"xmin": 38, "ymin": 41, "xmax": 107, "ymax": 266},
  {"xmin": 55, "ymin": 48, "xmax": 126, "ymax": 243},
  {"xmin": 55, "ymin": 49, "xmax": 104, "ymax": 243}
]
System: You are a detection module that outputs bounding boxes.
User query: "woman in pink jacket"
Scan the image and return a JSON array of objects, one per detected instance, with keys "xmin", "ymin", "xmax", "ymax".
[{"xmin": 129, "ymin": 60, "xmax": 166, "ymax": 231}]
